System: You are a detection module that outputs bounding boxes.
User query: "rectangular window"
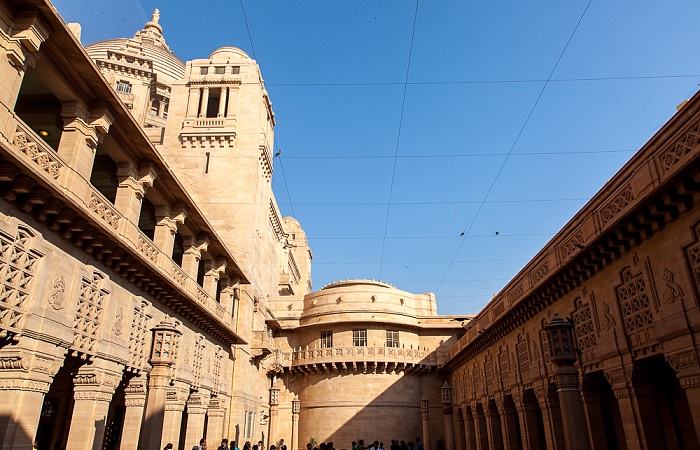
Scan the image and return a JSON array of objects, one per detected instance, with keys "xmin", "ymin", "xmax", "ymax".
[
  {"xmin": 386, "ymin": 330, "xmax": 399, "ymax": 348},
  {"xmin": 200, "ymin": 67, "xmax": 209, "ymax": 75},
  {"xmin": 353, "ymin": 329, "xmax": 367, "ymax": 347},
  {"xmin": 232, "ymin": 66, "xmax": 240, "ymax": 74},
  {"xmin": 215, "ymin": 66, "xmax": 225, "ymax": 74},
  {"xmin": 320, "ymin": 331, "xmax": 332, "ymax": 348},
  {"xmin": 244, "ymin": 411, "xmax": 255, "ymax": 438},
  {"xmin": 116, "ymin": 82, "xmax": 131, "ymax": 94}
]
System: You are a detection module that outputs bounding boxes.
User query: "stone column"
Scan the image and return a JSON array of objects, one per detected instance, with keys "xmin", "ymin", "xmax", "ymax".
[
  {"xmin": 473, "ymin": 405, "xmax": 488, "ymax": 450},
  {"xmin": 0, "ymin": 8, "xmax": 50, "ymax": 129},
  {"xmin": 138, "ymin": 317, "xmax": 182, "ymax": 450},
  {"xmin": 160, "ymin": 382, "xmax": 189, "ymax": 450},
  {"xmin": 184, "ymin": 391, "xmax": 211, "ymax": 448},
  {"xmin": 580, "ymin": 379, "xmax": 610, "ymax": 450},
  {"xmin": 153, "ymin": 204, "xmax": 186, "ymax": 257},
  {"xmin": 114, "ymin": 163, "xmax": 157, "ymax": 227},
  {"xmin": 205, "ymin": 397, "xmax": 227, "ymax": 445},
  {"xmin": 119, "ymin": 375, "xmax": 148, "ymax": 450},
  {"xmin": 0, "ymin": 347, "xmax": 61, "ymax": 450},
  {"xmin": 666, "ymin": 350, "xmax": 700, "ymax": 445},
  {"xmin": 57, "ymin": 103, "xmax": 100, "ymax": 179},
  {"xmin": 219, "ymin": 279, "xmax": 236, "ymax": 318},
  {"xmin": 268, "ymin": 385, "xmax": 280, "ymax": 448},
  {"xmin": 182, "ymin": 236, "xmax": 209, "ymax": 281},
  {"xmin": 291, "ymin": 397, "xmax": 300, "ymax": 450},
  {"xmin": 186, "ymin": 87, "xmax": 200, "ymax": 118},
  {"xmin": 199, "ymin": 87, "xmax": 209, "ymax": 117},
  {"xmin": 535, "ymin": 388, "xmax": 565, "ymax": 450},
  {"xmin": 483, "ymin": 405, "xmax": 502, "ymax": 450},
  {"xmin": 203, "ymin": 259, "xmax": 226, "ymax": 299},
  {"xmin": 462, "ymin": 409, "xmax": 475, "ymax": 450},
  {"xmin": 420, "ymin": 396, "xmax": 430, "ymax": 450},
  {"xmin": 545, "ymin": 314, "xmax": 590, "ymax": 450},
  {"xmin": 65, "ymin": 360, "xmax": 123, "ymax": 450},
  {"xmin": 442, "ymin": 382, "xmax": 455, "ymax": 450},
  {"xmin": 513, "ymin": 394, "xmax": 541, "ymax": 450},
  {"xmin": 218, "ymin": 87, "xmax": 227, "ymax": 117},
  {"xmin": 452, "ymin": 407, "xmax": 463, "ymax": 450},
  {"xmin": 496, "ymin": 398, "xmax": 519, "ymax": 450},
  {"xmin": 605, "ymin": 367, "xmax": 663, "ymax": 450}
]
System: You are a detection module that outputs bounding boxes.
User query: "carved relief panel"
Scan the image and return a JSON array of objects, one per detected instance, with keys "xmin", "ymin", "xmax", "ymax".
[
  {"xmin": 614, "ymin": 259, "xmax": 658, "ymax": 349},
  {"xmin": 71, "ymin": 270, "xmax": 109, "ymax": 361},
  {"xmin": 0, "ymin": 227, "xmax": 43, "ymax": 341}
]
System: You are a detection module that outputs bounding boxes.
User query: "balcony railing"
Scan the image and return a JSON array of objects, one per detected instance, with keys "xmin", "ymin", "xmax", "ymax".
[
  {"xmin": 280, "ymin": 345, "xmax": 437, "ymax": 367},
  {"xmin": 13, "ymin": 121, "xmax": 64, "ymax": 180}
]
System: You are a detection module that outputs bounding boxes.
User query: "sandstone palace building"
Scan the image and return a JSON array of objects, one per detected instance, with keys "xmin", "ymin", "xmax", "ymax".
[{"xmin": 0, "ymin": 1, "xmax": 699, "ymax": 450}]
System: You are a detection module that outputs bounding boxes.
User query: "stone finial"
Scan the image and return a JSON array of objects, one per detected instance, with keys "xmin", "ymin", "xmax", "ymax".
[{"xmin": 152, "ymin": 8, "xmax": 160, "ymax": 24}]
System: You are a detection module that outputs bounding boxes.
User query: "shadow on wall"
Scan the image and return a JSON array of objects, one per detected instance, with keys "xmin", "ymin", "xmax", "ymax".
[
  {"xmin": 290, "ymin": 343, "xmax": 456, "ymax": 450},
  {"xmin": 0, "ymin": 413, "xmax": 34, "ymax": 450}
]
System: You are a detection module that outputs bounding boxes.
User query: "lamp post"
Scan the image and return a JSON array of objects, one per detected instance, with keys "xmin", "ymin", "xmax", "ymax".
[
  {"xmin": 420, "ymin": 396, "xmax": 430, "ymax": 450},
  {"xmin": 441, "ymin": 382, "xmax": 454, "ymax": 450},
  {"xmin": 291, "ymin": 397, "xmax": 300, "ymax": 450},
  {"xmin": 545, "ymin": 313, "xmax": 590, "ymax": 450}
]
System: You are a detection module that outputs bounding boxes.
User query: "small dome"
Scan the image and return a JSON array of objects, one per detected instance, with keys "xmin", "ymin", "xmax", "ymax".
[{"xmin": 209, "ymin": 46, "xmax": 251, "ymax": 61}]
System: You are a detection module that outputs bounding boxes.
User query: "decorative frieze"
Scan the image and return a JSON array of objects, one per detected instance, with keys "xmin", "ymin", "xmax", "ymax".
[
  {"xmin": 598, "ymin": 185, "xmax": 634, "ymax": 226},
  {"xmin": 558, "ymin": 229, "xmax": 585, "ymax": 261},
  {"xmin": 658, "ymin": 122, "xmax": 699, "ymax": 174},
  {"xmin": 666, "ymin": 350, "xmax": 699, "ymax": 372}
]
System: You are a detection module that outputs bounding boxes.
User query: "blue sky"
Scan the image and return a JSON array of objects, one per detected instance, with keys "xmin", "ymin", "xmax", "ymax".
[{"xmin": 54, "ymin": 0, "xmax": 700, "ymax": 315}]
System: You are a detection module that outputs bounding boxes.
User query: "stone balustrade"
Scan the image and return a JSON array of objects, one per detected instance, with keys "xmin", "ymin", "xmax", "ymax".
[
  {"xmin": 277, "ymin": 345, "xmax": 442, "ymax": 375},
  {"xmin": 3, "ymin": 113, "xmax": 234, "ymax": 337}
]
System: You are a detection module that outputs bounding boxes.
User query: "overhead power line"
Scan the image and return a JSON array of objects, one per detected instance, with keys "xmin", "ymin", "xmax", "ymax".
[
  {"xmin": 434, "ymin": 0, "xmax": 594, "ymax": 295},
  {"xmin": 379, "ymin": 0, "xmax": 420, "ymax": 280},
  {"xmin": 265, "ymin": 74, "xmax": 700, "ymax": 87}
]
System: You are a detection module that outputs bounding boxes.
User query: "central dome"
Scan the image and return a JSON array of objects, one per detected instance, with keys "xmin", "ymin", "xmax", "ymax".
[{"xmin": 209, "ymin": 46, "xmax": 251, "ymax": 61}]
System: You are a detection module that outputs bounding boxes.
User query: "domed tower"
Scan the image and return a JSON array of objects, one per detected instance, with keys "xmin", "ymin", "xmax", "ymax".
[
  {"xmin": 85, "ymin": 9, "xmax": 184, "ymax": 141},
  {"xmin": 158, "ymin": 43, "xmax": 285, "ymax": 300}
]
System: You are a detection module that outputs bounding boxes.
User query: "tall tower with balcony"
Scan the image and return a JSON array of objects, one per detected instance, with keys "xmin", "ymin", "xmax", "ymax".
[{"xmin": 159, "ymin": 46, "xmax": 287, "ymax": 300}]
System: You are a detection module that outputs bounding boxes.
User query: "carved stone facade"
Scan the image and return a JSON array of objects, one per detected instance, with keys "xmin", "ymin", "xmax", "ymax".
[{"xmin": 444, "ymin": 80, "xmax": 700, "ymax": 449}]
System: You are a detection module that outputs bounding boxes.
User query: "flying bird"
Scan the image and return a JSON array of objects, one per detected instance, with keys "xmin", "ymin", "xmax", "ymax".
[
  {"xmin": 275, "ymin": 149, "xmax": 281, "ymax": 157},
  {"xmin": 459, "ymin": 231, "xmax": 465, "ymax": 236},
  {"xmin": 495, "ymin": 231, "xmax": 499, "ymax": 235}
]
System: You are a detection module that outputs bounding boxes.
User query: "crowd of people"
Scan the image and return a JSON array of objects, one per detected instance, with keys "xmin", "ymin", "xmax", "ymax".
[
  {"xmin": 162, "ymin": 437, "xmax": 279, "ymax": 450},
  {"xmin": 348, "ymin": 439, "xmax": 424, "ymax": 450},
  {"xmin": 162, "ymin": 436, "xmax": 424, "ymax": 450}
]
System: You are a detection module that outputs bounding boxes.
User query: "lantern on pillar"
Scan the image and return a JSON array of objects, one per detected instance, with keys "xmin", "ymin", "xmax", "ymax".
[
  {"xmin": 420, "ymin": 396, "xmax": 429, "ymax": 413},
  {"xmin": 292, "ymin": 396, "xmax": 300, "ymax": 414},
  {"xmin": 270, "ymin": 385, "xmax": 280, "ymax": 406},
  {"xmin": 150, "ymin": 316, "xmax": 181, "ymax": 366},
  {"xmin": 545, "ymin": 313, "xmax": 578, "ymax": 365},
  {"xmin": 441, "ymin": 382, "xmax": 453, "ymax": 409}
]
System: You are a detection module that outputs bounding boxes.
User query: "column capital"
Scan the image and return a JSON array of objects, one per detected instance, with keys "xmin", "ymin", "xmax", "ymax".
[
  {"xmin": 88, "ymin": 104, "xmax": 116, "ymax": 135},
  {"xmin": 124, "ymin": 374, "xmax": 148, "ymax": 407},
  {"xmin": 73, "ymin": 361, "xmax": 123, "ymax": 400},
  {"xmin": 187, "ymin": 390, "xmax": 211, "ymax": 415},
  {"xmin": 11, "ymin": 7, "xmax": 51, "ymax": 55}
]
